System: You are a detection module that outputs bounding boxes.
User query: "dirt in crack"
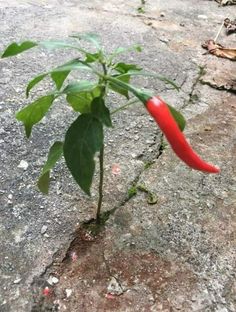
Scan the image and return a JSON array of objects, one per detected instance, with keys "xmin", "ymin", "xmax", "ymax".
[
  {"xmin": 30, "ymin": 217, "xmax": 197, "ymax": 312},
  {"xmin": 31, "ymin": 216, "xmax": 111, "ymax": 312},
  {"xmin": 30, "ymin": 215, "xmax": 130, "ymax": 312}
]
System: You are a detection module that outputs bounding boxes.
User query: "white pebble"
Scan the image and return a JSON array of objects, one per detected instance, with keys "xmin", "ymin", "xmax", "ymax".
[
  {"xmin": 198, "ymin": 15, "xmax": 208, "ymax": 20},
  {"xmin": 41, "ymin": 225, "xmax": 48, "ymax": 235},
  {"xmin": 17, "ymin": 160, "xmax": 29, "ymax": 170},
  {"xmin": 47, "ymin": 275, "xmax": 59, "ymax": 285},
  {"xmin": 65, "ymin": 289, "xmax": 72, "ymax": 298}
]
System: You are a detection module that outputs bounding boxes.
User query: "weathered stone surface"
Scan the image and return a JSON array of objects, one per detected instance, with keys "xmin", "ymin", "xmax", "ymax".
[
  {"xmin": 0, "ymin": 0, "xmax": 235, "ymax": 311},
  {"xmin": 201, "ymin": 59, "xmax": 236, "ymax": 92}
]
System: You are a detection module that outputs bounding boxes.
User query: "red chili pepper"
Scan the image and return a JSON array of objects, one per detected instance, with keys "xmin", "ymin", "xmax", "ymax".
[{"xmin": 146, "ymin": 96, "xmax": 220, "ymax": 173}]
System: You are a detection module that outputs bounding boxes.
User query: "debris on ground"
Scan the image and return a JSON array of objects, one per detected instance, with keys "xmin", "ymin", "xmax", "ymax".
[
  {"xmin": 107, "ymin": 277, "xmax": 124, "ymax": 296},
  {"xmin": 202, "ymin": 39, "xmax": 236, "ymax": 60},
  {"xmin": 224, "ymin": 18, "xmax": 236, "ymax": 35},
  {"xmin": 214, "ymin": 0, "xmax": 236, "ymax": 6}
]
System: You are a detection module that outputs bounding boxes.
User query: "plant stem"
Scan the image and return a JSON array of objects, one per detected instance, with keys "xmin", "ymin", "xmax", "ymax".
[
  {"xmin": 111, "ymin": 97, "xmax": 140, "ymax": 115},
  {"xmin": 96, "ymin": 144, "xmax": 104, "ymax": 224},
  {"xmin": 95, "ymin": 61, "xmax": 107, "ymax": 224}
]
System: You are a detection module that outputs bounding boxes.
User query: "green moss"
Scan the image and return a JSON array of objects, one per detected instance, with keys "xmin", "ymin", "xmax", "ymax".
[
  {"xmin": 137, "ymin": 184, "xmax": 158, "ymax": 205},
  {"xmin": 144, "ymin": 161, "xmax": 154, "ymax": 169},
  {"xmin": 128, "ymin": 185, "xmax": 138, "ymax": 199},
  {"xmin": 190, "ymin": 93, "xmax": 199, "ymax": 102}
]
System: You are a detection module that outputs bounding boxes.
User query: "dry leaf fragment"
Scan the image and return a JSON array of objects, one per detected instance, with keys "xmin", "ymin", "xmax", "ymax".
[
  {"xmin": 224, "ymin": 18, "xmax": 236, "ymax": 35},
  {"xmin": 202, "ymin": 40, "xmax": 236, "ymax": 61},
  {"xmin": 215, "ymin": 0, "xmax": 236, "ymax": 5}
]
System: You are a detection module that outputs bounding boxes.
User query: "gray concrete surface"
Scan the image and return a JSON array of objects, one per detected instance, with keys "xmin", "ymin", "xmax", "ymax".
[{"xmin": 0, "ymin": 0, "xmax": 235, "ymax": 311}]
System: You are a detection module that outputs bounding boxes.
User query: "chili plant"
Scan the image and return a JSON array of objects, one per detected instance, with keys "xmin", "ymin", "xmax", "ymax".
[{"xmin": 1, "ymin": 33, "xmax": 219, "ymax": 223}]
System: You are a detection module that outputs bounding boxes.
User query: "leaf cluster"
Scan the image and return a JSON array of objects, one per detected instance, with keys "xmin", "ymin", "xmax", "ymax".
[{"xmin": 1, "ymin": 33, "xmax": 184, "ymax": 196}]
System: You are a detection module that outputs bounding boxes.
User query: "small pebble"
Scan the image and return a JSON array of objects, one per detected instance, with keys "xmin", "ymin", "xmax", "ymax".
[
  {"xmin": 41, "ymin": 225, "xmax": 48, "ymax": 235},
  {"xmin": 65, "ymin": 289, "xmax": 72, "ymax": 298},
  {"xmin": 47, "ymin": 275, "xmax": 59, "ymax": 285},
  {"xmin": 198, "ymin": 14, "xmax": 207, "ymax": 20},
  {"xmin": 51, "ymin": 276, "xmax": 59, "ymax": 284},
  {"xmin": 159, "ymin": 37, "xmax": 169, "ymax": 43},
  {"xmin": 13, "ymin": 278, "xmax": 21, "ymax": 284},
  {"xmin": 17, "ymin": 160, "xmax": 29, "ymax": 170},
  {"xmin": 107, "ymin": 277, "xmax": 124, "ymax": 295}
]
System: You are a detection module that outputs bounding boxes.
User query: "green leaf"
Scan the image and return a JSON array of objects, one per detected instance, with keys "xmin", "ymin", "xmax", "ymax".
[
  {"xmin": 91, "ymin": 86, "xmax": 101, "ymax": 98},
  {"xmin": 16, "ymin": 95, "xmax": 54, "ymax": 138},
  {"xmin": 66, "ymin": 92, "xmax": 93, "ymax": 113},
  {"xmin": 37, "ymin": 141, "xmax": 64, "ymax": 194},
  {"xmin": 64, "ymin": 114, "xmax": 103, "ymax": 195},
  {"xmin": 26, "ymin": 73, "xmax": 48, "ymax": 98},
  {"xmin": 66, "ymin": 86, "xmax": 101, "ymax": 113},
  {"xmin": 109, "ymin": 74, "xmax": 131, "ymax": 98},
  {"xmin": 37, "ymin": 172, "xmax": 50, "ymax": 195},
  {"xmin": 85, "ymin": 52, "xmax": 101, "ymax": 63},
  {"xmin": 51, "ymin": 59, "xmax": 92, "ymax": 72},
  {"xmin": 107, "ymin": 76, "xmax": 151, "ymax": 103},
  {"xmin": 1, "ymin": 41, "xmax": 37, "ymax": 58},
  {"xmin": 167, "ymin": 104, "xmax": 186, "ymax": 131},
  {"xmin": 119, "ymin": 71, "xmax": 180, "ymax": 91},
  {"xmin": 114, "ymin": 62, "xmax": 142, "ymax": 74},
  {"xmin": 91, "ymin": 97, "xmax": 112, "ymax": 127},
  {"xmin": 70, "ymin": 32, "xmax": 101, "ymax": 49},
  {"xmin": 137, "ymin": 6, "xmax": 145, "ymax": 13},
  {"xmin": 50, "ymin": 59, "xmax": 94, "ymax": 90},
  {"xmin": 51, "ymin": 71, "xmax": 70, "ymax": 90},
  {"xmin": 63, "ymin": 81, "xmax": 96, "ymax": 94},
  {"xmin": 26, "ymin": 59, "xmax": 91, "ymax": 97},
  {"xmin": 111, "ymin": 45, "xmax": 142, "ymax": 57},
  {"xmin": 26, "ymin": 59, "xmax": 92, "ymax": 97},
  {"xmin": 39, "ymin": 40, "xmax": 78, "ymax": 51}
]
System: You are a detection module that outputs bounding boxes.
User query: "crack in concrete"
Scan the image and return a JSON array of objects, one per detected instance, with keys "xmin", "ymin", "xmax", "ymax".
[
  {"xmin": 189, "ymin": 66, "xmax": 206, "ymax": 99},
  {"xmin": 30, "ymin": 129, "xmax": 164, "ymax": 300},
  {"xmin": 200, "ymin": 79, "xmax": 236, "ymax": 94},
  {"xmin": 181, "ymin": 65, "xmax": 206, "ymax": 110},
  {"xmin": 77, "ymin": 5, "xmax": 158, "ymax": 21}
]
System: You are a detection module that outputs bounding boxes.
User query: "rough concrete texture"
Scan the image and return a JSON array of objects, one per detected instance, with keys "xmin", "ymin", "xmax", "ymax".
[{"xmin": 0, "ymin": 0, "xmax": 235, "ymax": 311}]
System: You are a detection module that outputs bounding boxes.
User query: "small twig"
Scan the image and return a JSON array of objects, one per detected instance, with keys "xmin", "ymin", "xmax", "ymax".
[{"xmin": 214, "ymin": 21, "xmax": 225, "ymax": 42}]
